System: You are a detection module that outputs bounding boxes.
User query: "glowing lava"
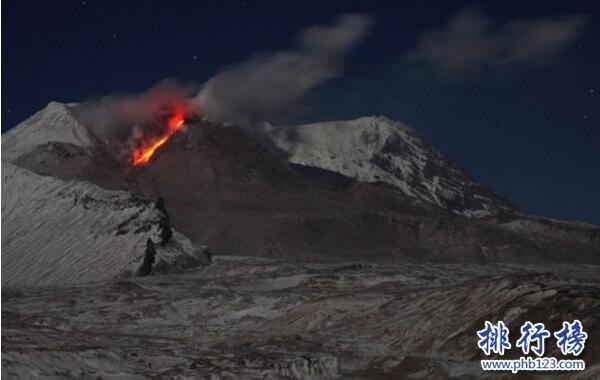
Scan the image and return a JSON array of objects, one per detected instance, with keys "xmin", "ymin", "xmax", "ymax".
[{"xmin": 132, "ymin": 114, "xmax": 185, "ymax": 166}]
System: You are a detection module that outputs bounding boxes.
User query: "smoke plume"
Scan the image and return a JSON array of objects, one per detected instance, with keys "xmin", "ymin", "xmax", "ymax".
[
  {"xmin": 71, "ymin": 14, "xmax": 372, "ymax": 160},
  {"xmin": 73, "ymin": 80, "xmax": 197, "ymax": 143},
  {"xmin": 195, "ymin": 14, "xmax": 373, "ymax": 127}
]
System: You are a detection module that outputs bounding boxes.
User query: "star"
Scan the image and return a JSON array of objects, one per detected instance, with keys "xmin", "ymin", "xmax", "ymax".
[
  {"xmin": 112, "ymin": 34, "xmax": 117, "ymax": 39},
  {"xmin": 590, "ymin": 89, "xmax": 595, "ymax": 94},
  {"xmin": 193, "ymin": 55, "xmax": 198, "ymax": 60},
  {"xmin": 81, "ymin": 1, "xmax": 87, "ymax": 5}
]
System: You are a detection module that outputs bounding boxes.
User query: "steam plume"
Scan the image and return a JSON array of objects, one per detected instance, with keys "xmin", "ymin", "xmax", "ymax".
[
  {"xmin": 71, "ymin": 14, "xmax": 372, "ymax": 159},
  {"xmin": 73, "ymin": 80, "xmax": 197, "ymax": 143},
  {"xmin": 195, "ymin": 14, "xmax": 373, "ymax": 127}
]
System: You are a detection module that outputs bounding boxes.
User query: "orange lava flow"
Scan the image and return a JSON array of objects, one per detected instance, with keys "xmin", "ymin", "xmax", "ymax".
[{"xmin": 132, "ymin": 114, "xmax": 185, "ymax": 166}]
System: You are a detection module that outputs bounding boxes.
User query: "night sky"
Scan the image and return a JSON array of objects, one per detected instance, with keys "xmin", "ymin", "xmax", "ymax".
[{"xmin": 3, "ymin": 0, "xmax": 600, "ymax": 224}]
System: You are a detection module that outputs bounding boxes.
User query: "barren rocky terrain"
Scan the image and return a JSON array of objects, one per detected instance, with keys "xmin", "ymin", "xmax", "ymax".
[{"xmin": 3, "ymin": 256, "xmax": 599, "ymax": 379}]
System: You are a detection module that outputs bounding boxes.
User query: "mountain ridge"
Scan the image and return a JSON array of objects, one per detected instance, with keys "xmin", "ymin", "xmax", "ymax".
[
  {"xmin": 1, "ymin": 160, "xmax": 210, "ymax": 287},
  {"xmin": 2, "ymin": 102, "xmax": 599, "ymax": 264},
  {"xmin": 262, "ymin": 115, "xmax": 516, "ymax": 219}
]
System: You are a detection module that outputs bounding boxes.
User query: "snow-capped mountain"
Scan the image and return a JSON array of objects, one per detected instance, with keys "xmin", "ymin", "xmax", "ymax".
[
  {"xmin": 263, "ymin": 116, "xmax": 515, "ymax": 218},
  {"xmin": 1, "ymin": 161, "xmax": 210, "ymax": 288},
  {"xmin": 2, "ymin": 102, "xmax": 95, "ymax": 161},
  {"xmin": 1, "ymin": 101, "xmax": 124, "ymax": 190},
  {"xmin": 3, "ymin": 102, "xmax": 599, "ymax": 264}
]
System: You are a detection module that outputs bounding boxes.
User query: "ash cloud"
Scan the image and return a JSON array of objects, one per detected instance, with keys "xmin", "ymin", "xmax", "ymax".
[
  {"xmin": 73, "ymin": 80, "xmax": 197, "ymax": 143},
  {"xmin": 403, "ymin": 9, "xmax": 587, "ymax": 77},
  {"xmin": 195, "ymin": 14, "xmax": 373, "ymax": 127}
]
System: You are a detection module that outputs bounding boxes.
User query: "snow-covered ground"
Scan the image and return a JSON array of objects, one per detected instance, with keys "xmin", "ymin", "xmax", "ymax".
[
  {"xmin": 3, "ymin": 257, "xmax": 599, "ymax": 379},
  {"xmin": 1, "ymin": 161, "xmax": 209, "ymax": 287}
]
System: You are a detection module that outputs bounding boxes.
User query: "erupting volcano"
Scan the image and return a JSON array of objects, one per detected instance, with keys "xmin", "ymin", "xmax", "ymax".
[{"xmin": 132, "ymin": 113, "xmax": 186, "ymax": 166}]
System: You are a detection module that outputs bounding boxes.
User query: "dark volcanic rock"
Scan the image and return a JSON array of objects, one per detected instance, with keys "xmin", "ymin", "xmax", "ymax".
[
  {"xmin": 123, "ymin": 121, "xmax": 599, "ymax": 263},
  {"xmin": 137, "ymin": 239, "xmax": 157, "ymax": 277}
]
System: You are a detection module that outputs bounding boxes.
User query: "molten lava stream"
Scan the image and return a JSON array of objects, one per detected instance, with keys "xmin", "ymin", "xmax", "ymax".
[{"xmin": 132, "ymin": 115, "xmax": 185, "ymax": 166}]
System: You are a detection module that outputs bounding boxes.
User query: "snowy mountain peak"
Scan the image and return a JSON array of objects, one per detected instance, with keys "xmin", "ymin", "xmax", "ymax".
[
  {"xmin": 265, "ymin": 116, "xmax": 515, "ymax": 218},
  {"xmin": 1, "ymin": 102, "xmax": 94, "ymax": 162}
]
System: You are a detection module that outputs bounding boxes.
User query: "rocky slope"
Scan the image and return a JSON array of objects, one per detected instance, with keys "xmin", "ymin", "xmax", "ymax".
[
  {"xmin": 1, "ymin": 161, "xmax": 210, "ymax": 287},
  {"xmin": 125, "ymin": 121, "xmax": 600, "ymax": 263},
  {"xmin": 3, "ymin": 256, "xmax": 599, "ymax": 379}
]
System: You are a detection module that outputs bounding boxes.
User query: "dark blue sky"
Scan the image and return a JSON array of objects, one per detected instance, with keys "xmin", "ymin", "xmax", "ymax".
[{"xmin": 3, "ymin": 0, "xmax": 599, "ymax": 224}]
